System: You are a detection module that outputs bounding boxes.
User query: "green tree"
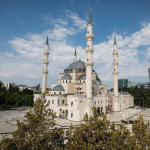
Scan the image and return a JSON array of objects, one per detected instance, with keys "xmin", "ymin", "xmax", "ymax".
[
  {"xmin": 65, "ymin": 107, "xmax": 138, "ymax": 150},
  {"xmin": 110, "ymin": 88, "xmax": 113, "ymax": 91},
  {"xmin": 0, "ymin": 98, "xmax": 64, "ymax": 150},
  {"xmin": 133, "ymin": 115, "xmax": 150, "ymax": 149}
]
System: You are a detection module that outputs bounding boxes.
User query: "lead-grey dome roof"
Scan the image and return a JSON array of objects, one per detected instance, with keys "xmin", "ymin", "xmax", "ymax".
[
  {"xmin": 51, "ymin": 85, "xmax": 65, "ymax": 91},
  {"xmin": 61, "ymin": 74, "xmax": 72, "ymax": 80},
  {"xmin": 67, "ymin": 61, "xmax": 86, "ymax": 70},
  {"xmin": 80, "ymin": 74, "xmax": 86, "ymax": 80}
]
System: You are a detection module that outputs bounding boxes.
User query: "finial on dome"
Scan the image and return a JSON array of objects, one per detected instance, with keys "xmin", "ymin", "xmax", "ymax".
[
  {"xmin": 46, "ymin": 36, "xmax": 49, "ymax": 45},
  {"xmin": 88, "ymin": 9, "xmax": 92, "ymax": 24},
  {"xmin": 114, "ymin": 34, "xmax": 117, "ymax": 44},
  {"xmin": 74, "ymin": 48, "xmax": 77, "ymax": 56}
]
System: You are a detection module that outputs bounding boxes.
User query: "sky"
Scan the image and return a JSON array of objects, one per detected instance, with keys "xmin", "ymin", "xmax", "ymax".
[{"xmin": 0, "ymin": 0, "xmax": 150, "ymax": 89}]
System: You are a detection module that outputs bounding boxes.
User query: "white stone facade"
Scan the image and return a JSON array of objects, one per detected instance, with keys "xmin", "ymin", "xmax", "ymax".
[{"xmin": 34, "ymin": 11, "xmax": 134, "ymax": 121}]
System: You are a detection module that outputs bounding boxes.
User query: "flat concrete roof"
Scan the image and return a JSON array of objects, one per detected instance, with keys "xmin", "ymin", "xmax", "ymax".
[{"xmin": 1, "ymin": 108, "xmax": 150, "ymax": 141}]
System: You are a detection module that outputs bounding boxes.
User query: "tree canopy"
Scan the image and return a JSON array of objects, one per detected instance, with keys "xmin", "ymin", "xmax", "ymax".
[
  {"xmin": 0, "ymin": 85, "xmax": 34, "ymax": 110},
  {"xmin": 0, "ymin": 98, "xmax": 64, "ymax": 150},
  {"xmin": 0, "ymin": 101, "xmax": 150, "ymax": 150}
]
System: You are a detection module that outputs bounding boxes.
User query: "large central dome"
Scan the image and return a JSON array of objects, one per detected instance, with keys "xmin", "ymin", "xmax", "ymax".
[{"xmin": 67, "ymin": 60, "xmax": 86, "ymax": 70}]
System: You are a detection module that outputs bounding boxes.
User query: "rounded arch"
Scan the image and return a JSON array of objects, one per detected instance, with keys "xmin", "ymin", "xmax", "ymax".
[
  {"xmin": 101, "ymin": 107, "xmax": 103, "ymax": 114},
  {"xmin": 92, "ymin": 87, "xmax": 96, "ymax": 95},
  {"xmin": 97, "ymin": 107, "xmax": 101, "ymax": 116},
  {"xmin": 99, "ymin": 88, "xmax": 104, "ymax": 95},
  {"xmin": 59, "ymin": 109, "xmax": 62, "ymax": 118},
  {"xmin": 62, "ymin": 100, "xmax": 65, "ymax": 105}
]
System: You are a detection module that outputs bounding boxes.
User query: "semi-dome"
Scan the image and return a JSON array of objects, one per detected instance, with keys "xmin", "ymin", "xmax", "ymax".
[
  {"xmin": 51, "ymin": 84, "xmax": 65, "ymax": 91},
  {"xmin": 80, "ymin": 74, "xmax": 86, "ymax": 80},
  {"xmin": 96, "ymin": 76, "xmax": 101, "ymax": 81},
  {"xmin": 67, "ymin": 60, "xmax": 86, "ymax": 70},
  {"xmin": 61, "ymin": 74, "xmax": 72, "ymax": 80}
]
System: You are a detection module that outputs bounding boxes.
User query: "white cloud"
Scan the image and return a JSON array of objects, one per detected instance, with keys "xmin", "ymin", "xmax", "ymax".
[
  {"xmin": 1, "ymin": 11, "xmax": 150, "ymax": 88},
  {"xmin": 0, "ymin": 11, "xmax": 87, "ymax": 87},
  {"xmin": 66, "ymin": 10, "xmax": 87, "ymax": 30}
]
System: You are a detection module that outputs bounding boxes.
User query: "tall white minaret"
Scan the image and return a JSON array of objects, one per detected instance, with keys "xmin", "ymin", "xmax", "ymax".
[
  {"xmin": 85, "ymin": 10, "xmax": 94, "ymax": 108},
  {"xmin": 42, "ymin": 36, "xmax": 49, "ymax": 94},
  {"xmin": 74, "ymin": 48, "xmax": 77, "ymax": 62},
  {"xmin": 112, "ymin": 35, "xmax": 119, "ymax": 96}
]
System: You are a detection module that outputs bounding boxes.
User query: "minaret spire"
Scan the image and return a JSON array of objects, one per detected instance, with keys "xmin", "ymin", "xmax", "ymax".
[
  {"xmin": 88, "ymin": 9, "xmax": 92, "ymax": 24},
  {"xmin": 85, "ymin": 10, "xmax": 94, "ymax": 117},
  {"xmin": 74, "ymin": 48, "xmax": 77, "ymax": 56},
  {"xmin": 46, "ymin": 36, "xmax": 49, "ymax": 45},
  {"xmin": 114, "ymin": 34, "xmax": 117, "ymax": 44},
  {"xmin": 42, "ymin": 36, "xmax": 49, "ymax": 94},
  {"xmin": 73, "ymin": 48, "xmax": 77, "ymax": 62}
]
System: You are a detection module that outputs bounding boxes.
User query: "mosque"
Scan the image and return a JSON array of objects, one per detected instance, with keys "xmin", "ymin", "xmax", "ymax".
[{"xmin": 34, "ymin": 11, "xmax": 134, "ymax": 121}]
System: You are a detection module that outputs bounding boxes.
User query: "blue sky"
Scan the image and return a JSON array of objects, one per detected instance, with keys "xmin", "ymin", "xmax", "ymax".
[{"xmin": 0, "ymin": 0, "xmax": 150, "ymax": 89}]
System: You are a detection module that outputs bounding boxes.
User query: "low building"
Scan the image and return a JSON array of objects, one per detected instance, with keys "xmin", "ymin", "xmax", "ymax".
[
  {"xmin": 127, "ymin": 82, "xmax": 150, "ymax": 89},
  {"xmin": 1, "ymin": 81, "xmax": 40, "ymax": 92}
]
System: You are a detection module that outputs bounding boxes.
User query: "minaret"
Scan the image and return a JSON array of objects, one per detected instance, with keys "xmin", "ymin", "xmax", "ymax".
[
  {"xmin": 42, "ymin": 36, "xmax": 49, "ymax": 94},
  {"xmin": 85, "ymin": 10, "xmax": 94, "ymax": 108},
  {"xmin": 74, "ymin": 48, "xmax": 77, "ymax": 62},
  {"xmin": 112, "ymin": 34, "xmax": 119, "ymax": 96}
]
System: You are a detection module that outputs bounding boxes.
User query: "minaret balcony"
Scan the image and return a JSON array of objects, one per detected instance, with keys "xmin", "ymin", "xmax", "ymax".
[
  {"xmin": 86, "ymin": 33, "xmax": 94, "ymax": 40},
  {"xmin": 42, "ymin": 70, "xmax": 48, "ymax": 74},
  {"xmin": 112, "ymin": 61, "xmax": 119, "ymax": 65},
  {"xmin": 85, "ymin": 47, "xmax": 94, "ymax": 53},
  {"xmin": 43, "ymin": 60, "xmax": 49, "ymax": 64},
  {"xmin": 112, "ymin": 71, "xmax": 119, "ymax": 75},
  {"xmin": 44, "ymin": 50, "xmax": 49, "ymax": 55},
  {"xmin": 85, "ymin": 61, "xmax": 94, "ymax": 67},
  {"xmin": 112, "ymin": 51, "xmax": 118, "ymax": 55}
]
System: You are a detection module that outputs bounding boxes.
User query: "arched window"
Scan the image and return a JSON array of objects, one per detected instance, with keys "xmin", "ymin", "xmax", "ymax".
[
  {"xmin": 92, "ymin": 87, "xmax": 96, "ymax": 95},
  {"xmin": 66, "ymin": 80, "xmax": 67, "ymax": 83},
  {"xmin": 71, "ymin": 113, "xmax": 73, "ymax": 118},
  {"xmin": 114, "ymin": 69, "xmax": 115, "ymax": 71},
  {"xmin": 59, "ymin": 92, "xmax": 61, "ymax": 94},
  {"xmin": 71, "ymin": 102, "xmax": 73, "ymax": 107},
  {"xmin": 54, "ymin": 92, "xmax": 56, "ymax": 95},
  {"xmin": 100, "ymin": 88, "xmax": 104, "ymax": 95},
  {"xmin": 62, "ymin": 100, "xmax": 65, "ymax": 105}
]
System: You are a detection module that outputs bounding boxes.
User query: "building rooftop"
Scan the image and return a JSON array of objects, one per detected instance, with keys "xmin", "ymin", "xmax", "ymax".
[
  {"xmin": 61, "ymin": 74, "xmax": 72, "ymax": 80},
  {"xmin": 51, "ymin": 84, "xmax": 65, "ymax": 91},
  {"xmin": 67, "ymin": 60, "xmax": 86, "ymax": 70}
]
